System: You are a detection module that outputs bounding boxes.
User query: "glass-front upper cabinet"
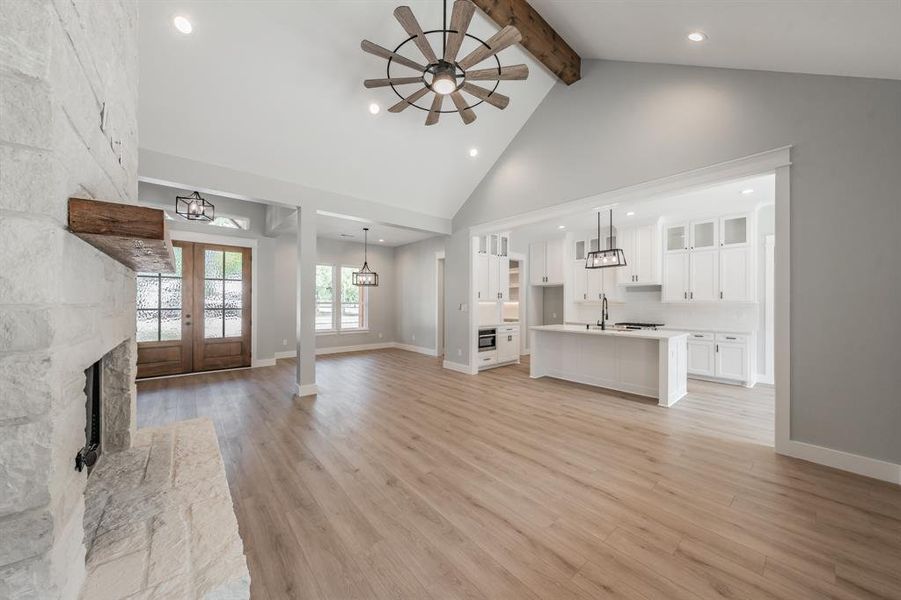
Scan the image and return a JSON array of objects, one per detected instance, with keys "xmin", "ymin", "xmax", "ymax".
[
  {"xmin": 574, "ymin": 239, "xmax": 586, "ymax": 261},
  {"xmin": 665, "ymin": 224, "xmax": 688, "ymax": 252},
  {"xmin": 691, "ymin": 219, "xmax": 717, "ymax": 250},
  {"xmin": 720, "ymin": 215, "xmax": 749, "ymax": 247}
]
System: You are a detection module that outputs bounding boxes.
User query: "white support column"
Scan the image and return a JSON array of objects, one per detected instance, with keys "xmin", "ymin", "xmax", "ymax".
[{"xmin": 296, "ymin": 207, "xmax": 318, "ymax": 396}]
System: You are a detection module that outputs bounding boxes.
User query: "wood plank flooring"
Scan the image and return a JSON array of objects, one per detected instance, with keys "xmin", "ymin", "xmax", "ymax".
[{"xmin": 137, "ymin": 350, "xmax": 901, "ymax": 600}]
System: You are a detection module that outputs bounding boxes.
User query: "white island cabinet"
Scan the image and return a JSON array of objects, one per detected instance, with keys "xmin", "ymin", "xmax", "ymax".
[{"xmin": 530, "ymin": 325, "xmax": 688, "ymax": 407}]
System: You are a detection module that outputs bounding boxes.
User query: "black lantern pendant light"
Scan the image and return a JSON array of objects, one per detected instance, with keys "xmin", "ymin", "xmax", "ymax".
[
  {"xmin": 586, "ymin": 209, "xmax": 627, "ymax": 269},
  {"xmin": 175, "ymin": 191, "xmax": 214, "ymax": 222},
  {"xmin": 353, "ymin": 228, "xmax": 379, "ymax": 286}
]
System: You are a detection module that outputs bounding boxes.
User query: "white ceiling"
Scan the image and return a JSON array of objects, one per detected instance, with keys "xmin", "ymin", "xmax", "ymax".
[
  {"xmin": 137, "ymin": 1, "xmax": 556, "ymax": 220},
  {"xmin": 529, "ymin": 0, "xmax": 901, "ymax": 80},
  {"xmin": 314, "ymin": 213, "xmax": 439, "ymax": 247},
  {"xmin": 511, "ymin": 174, "xmax": 775, "ymax": 240}
]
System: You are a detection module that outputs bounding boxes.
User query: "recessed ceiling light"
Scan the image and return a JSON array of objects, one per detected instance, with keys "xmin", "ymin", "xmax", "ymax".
[
  {"xmin": 173, "ymin": 16, "xmax": 192, "ymax": 34},
  {"xmin": 468, "ymin": 148, "xmax": 478, "ymax": 158},
  {"xmin": 626, "ymin": 211, "xmax": 635, "ymax": 216},
  {"xmin": 687, "ymin": 31, "xmax": 707, "ymax": 43},
  {"xmin": 557, "ymin": 225, "xmax": 566, "ymax": 230},
  {"xmin": 378, "ymin": 238, "xmax": 385, "ymax": 243},
  {"xmin": 369, "ymin": 103, "xmax": 380, "ymax": 115},
  {"xmin": 741, "ymin": 188, "xmax": 755, "ymax": 195}
]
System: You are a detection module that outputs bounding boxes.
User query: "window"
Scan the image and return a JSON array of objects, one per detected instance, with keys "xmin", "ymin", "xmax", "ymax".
[
  {"xmin": 203, "ymin": 249, "xmax": 244, "ymax": 339},
  {"xmin": 315, "ymin": 264, "xmax": 368, "ymax": 332},
  {"xmin": 137, "ymin": 246, "xmax": 183, "ymax": 342},
  {"xmin": 315, "ymin": 265, "xmax": 335, "ymax": 331}
]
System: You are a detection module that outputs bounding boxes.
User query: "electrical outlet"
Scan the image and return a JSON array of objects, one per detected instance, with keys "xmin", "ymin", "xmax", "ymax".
[
  {"xmin": 281, "ymin": 339, "xmax": 287, "ymax": 346},
  {"xmin": 412, "ymin": 334, "xmax": 416, "ymax": 341},
  {"xmin": 457, "ymin": 349, "xmax": 462, "ymax": 356},
  {"xmin": 378, "ymin": 332, "xmax": 383, "ymax": 339},
  {"xmin": 552, "ymin": 312, "xmax": 557, "ymax": 319}
]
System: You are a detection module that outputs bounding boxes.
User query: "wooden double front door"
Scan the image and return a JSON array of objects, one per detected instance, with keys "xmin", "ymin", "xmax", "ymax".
[{"xmin": 136, "ymin": 241, "xmax": 252, "ymax": 378}]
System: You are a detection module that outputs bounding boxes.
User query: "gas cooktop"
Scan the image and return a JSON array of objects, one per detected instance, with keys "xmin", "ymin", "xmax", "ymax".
[{"xmin": 614, "ymin": 322, "xmax": 665, "ymax": 330}]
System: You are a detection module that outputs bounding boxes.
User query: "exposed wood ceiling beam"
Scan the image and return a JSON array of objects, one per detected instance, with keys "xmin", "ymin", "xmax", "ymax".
[{"xmin": 471, "ymin": 0, "xmax": 581, "ymax": 85}]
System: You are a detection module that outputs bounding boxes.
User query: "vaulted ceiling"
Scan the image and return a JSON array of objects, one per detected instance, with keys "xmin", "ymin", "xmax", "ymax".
[
  {"xmin": 137, "ymin": 1, "xmax": 556, "ymax": 221},
  {"xmin": 139, "ymin": 1, "xmax": 900, "ymax": 224}
]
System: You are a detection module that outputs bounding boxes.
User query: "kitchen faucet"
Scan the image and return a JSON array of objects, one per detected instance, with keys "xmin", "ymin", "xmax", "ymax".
[{"xmin": 597, "ymin": 294, "xmax": 609, "ymax": 330}]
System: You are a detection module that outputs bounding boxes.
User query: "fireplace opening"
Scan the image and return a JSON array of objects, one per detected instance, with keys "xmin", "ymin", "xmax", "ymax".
[{"xmin": 76, "ymin": 360, "xmax": 102, "ymax": 473}]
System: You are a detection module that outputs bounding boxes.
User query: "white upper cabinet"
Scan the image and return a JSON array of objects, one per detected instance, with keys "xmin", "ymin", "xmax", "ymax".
[
  {"xmin": 690, "ymin": 249, "xmax": 719, "ymax": 302},
  {"xmin": 488, "ymin": 254, "xmax": 500, "ymax": 301},
  {"xmin": 691, "ymin": 219, "xmax": 717, "ymax": 250},
  {"xmin": 586, "ymin": 267, "xmax": 603, "ymax": 302},
  {"xmin": 574, "ymin": 239, "xmax": 587, "ymax": 261},
  {"xmin": 665, "ymin": 223, "xmax": 688, "ymax": 253},
  {"xmin": 475, "ymin": 253, "xmax": 490, "ymax": 301},
  {"xmin": 662, "ymin": 212, "xmax": 755, "ymax": 304},
  {"xmin": 531, "ymin": 239, "xmax": 564, "ymax": 285},
  {"xmin": 498, "ymin": 256, "xmax": 510, "ymax": 301},
  {"xmin": 719, "ymin": 247, "xmax": 752, "ymax": 301},
  {"xmin": 618, "ymin": 224, "xmax": 661, "ymax": 285},
  {"xmin": 663, "ymin": 252, "xmax": 689, "ymax": 303},
  {"xmin": 720, "ymin": 215, "xmax": 748, "ymax": 247},
  {"xmin": 571, "ymin": 261, "xmax": 588, "ymax": 302}
]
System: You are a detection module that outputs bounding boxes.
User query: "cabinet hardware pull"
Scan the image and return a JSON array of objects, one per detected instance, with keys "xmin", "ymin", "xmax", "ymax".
[
  {"xmin": 477, "ymin": 292, "xmax": 480, "ymax": 298},
  {"xmin": 720, "ymin": 291, "xmax": 723, "ymax": 299},
  {"xmin": 716, "ymin": 344, "xmax": 719, "ymax": 352},
  {"xmin": 690, "ymin": 291, "xmax": 693, "ymax": 299},
  {"xmin": 684, "ymin": 291, "xmax": 687, "ymax": 299}
]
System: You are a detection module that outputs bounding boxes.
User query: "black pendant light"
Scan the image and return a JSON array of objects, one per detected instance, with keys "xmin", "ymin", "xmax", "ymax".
[
  {"xmin": 586, "ymin": 209, "xmax": 627, "ymax": 269},
  {"xmin": 353, "ymin": 228, "xmax": 379, "ymax": 286},
  {"xmin": 175, "ymin": 191, "xmax": 214, "ymax": 222}
]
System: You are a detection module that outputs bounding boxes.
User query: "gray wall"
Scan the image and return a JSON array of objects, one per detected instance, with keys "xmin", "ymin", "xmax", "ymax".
[
  {"xmin": 443, "ymin": 230, "xmax": 472, "ymax": 367},
  {"xmin": 395, "ymin": 236, "xmax": 448, "ymax": 349},
  {"xmin": 542, "ymin": 287, "xmax": 564, "ymax": 325},
  {"xmin": 272, "ymin": 235, "xmax": 399, "ymax": 352},
  {"xmin": 451, "ymin": 60, "xmax": 901, "ymax": 464}
]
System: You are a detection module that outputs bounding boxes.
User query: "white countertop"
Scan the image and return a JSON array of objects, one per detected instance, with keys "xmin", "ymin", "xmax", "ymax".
[
  {"xmin": 531, "ymin": 324, "xmax": 688, "ymax": 341},
  {"xmin": 659, "ymin": 326, "xmax": 753, "ymax": 335}
]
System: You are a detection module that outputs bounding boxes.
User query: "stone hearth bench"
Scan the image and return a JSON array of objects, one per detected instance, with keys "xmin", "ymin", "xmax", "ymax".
[{"xmin": 82, "ymin": 418, "xmax": 250, "ymax": 599}]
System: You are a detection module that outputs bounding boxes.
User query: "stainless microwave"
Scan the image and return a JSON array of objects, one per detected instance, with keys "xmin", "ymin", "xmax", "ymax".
[{"xmin": 478, "ymin": 328, "xmax": 496, "ymax": 351}]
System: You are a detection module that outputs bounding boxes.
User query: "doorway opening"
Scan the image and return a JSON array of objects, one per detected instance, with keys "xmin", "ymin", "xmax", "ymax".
[{"xmin": 437, "ymin": 255, "xmax": 446, "ymax": 357}]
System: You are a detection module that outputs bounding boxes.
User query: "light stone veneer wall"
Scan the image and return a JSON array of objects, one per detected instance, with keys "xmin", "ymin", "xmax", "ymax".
[{"xmin": 0, "ymin": 1, "xmax": 139, "ymax": 598}]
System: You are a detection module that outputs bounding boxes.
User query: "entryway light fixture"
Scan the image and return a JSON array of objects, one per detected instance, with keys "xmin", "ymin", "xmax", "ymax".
[
  {"xmin": 175, "ymin": 191, "xmax": 214, "ymax": 222},
  {"xmin": 353, "ymin": 228, "xmax": 379, "ymax": 286},
  {"xmin": 586, "ymin": 209, "xmax": 626, "ymax": 269},
  {"xmin": 361, "ymin": 0, "xmax": 528, "ymax": 126}
]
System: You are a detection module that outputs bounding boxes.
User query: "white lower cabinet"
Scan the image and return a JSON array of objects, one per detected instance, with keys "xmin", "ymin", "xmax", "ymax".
[
  {"xmin": 478, "ymin": 350, "xmax": 497, "ymax": 368},
  {"xmin": 686, "ymin": 331, "xmax": 753, "ymax": 385},
  {"xmin": 497, "ymin": 326, "xmax": 520, "ymax": 364},
  {"xmin": 686, "ymin": 334, "xmax": 715, "ymax": 377}
]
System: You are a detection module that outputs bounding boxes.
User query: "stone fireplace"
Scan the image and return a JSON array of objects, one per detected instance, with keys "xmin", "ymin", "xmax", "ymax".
[{"xmin": 1, "ymin": 0, "xmax": 140, "ymax": 597}]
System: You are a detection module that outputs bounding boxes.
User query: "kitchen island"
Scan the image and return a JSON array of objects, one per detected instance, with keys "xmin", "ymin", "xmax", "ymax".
[{"xmin": 530, "ymin": 325, "xmax": 688, "ymax": 406}]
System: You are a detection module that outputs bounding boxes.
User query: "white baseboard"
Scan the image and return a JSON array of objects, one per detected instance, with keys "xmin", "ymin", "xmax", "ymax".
[
  {"xmin": 317, "ymin": 342, "xmax": 395, "ymax": 355},
  {"xmin": 443, "ymin": 360, "xmax": 474, "ymax": 375},
  {"xmin": 394, "ymin": 343, "xmax": 438, "ymax": 357},
  {"xmin": 296, "ymin": 383, "xmax": 319, "ymax": 397},
  {"xmin": 252, "ymin": 358, "xmax": 277, "ymax": 368},
  {"xmin": 756, "ymin": 372, "xmax": 775, "ymax": 385},
  {"xmin": 777, "ymin": 439, "xmax": 900, "ymax": 485},
  {"xmin": 274, "ymin": 350, "xmax": 297, "ymax": 359}
]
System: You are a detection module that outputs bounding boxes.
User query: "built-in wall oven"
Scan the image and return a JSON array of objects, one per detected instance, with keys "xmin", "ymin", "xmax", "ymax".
[{"xmin": 478, "ymin": 328, "xmax": 497, "ymax": 352}]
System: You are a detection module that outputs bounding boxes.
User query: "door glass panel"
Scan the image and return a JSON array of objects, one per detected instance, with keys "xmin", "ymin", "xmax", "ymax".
[
  {"xmin": 135, "ymin": 246, "xmax": 184, "ymax": 342},
  {"xmin": 693, "ymin": 221, "xmax": 715, "ymax": 248},
  {"xmin": 589, "ymin": 237, "xmax": 599, "ymax": 252},
  {"xmin": 137, "ymin": 276, "xmax": 159, "ymax": 309},
  {"xmin": 224, "ymin": 251, "xmax": 242, "ymax": 280},
  {"xmin": 224, "ymin": 309, "xmax": 242, "ymax": 337},
  {"xmin": 205, "ymin": 250, "xmax": 223, "ymax": 279},
  {"xmin": 204, "ymin": 309, "xmax": 224, "ymax": 339},
  {"xmin": 160, "ymin": 310, "xmax": 181, "ymax": 340},
  {"xmin": 574, "ymin": 240, "xmax": 585, "ymax": 260},
  {"xmin": 203, "ymin": 248, "xmax": 244, "ymax": 338},
  {"xmin": 666, "ymin": 225, "xmax": 686, "ymax": 251},
  {"xmin": 723, "ymin": 217, "xmax": 747, "ymax": 245},
  {"xmin": 137, "ymin": 310, "xmax": 158, "ymax": 342},
  {"xmin": 160, "ymin": 278, "xmax": 181, "ymax": 309},
  {"xmin": 224, "ymin": 280, "xmax": 242, "ymax": 308}
]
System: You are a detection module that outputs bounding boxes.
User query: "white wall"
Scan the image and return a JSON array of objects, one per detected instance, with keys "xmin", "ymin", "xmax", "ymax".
[
  {"xmin": 394, "ymin": 236, "xmax": 447, "ymax": 350},
  {"xmin": 449, "ymin": 59, "xmax": 901, "ymax": 466}
]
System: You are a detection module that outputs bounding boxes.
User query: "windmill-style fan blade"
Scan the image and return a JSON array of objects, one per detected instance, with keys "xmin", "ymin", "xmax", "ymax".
[
  {"xmin": 457, "ymin": 25, "xmax": 522, "ymax": 70},
  {"xmin": 388, "ymin": 86, "xmax": 431, "ymax": 113},
  {"xmin": 425, "ymin": 93, "xmax": 444, "ymax": 126},
  {"xmin": 465, "ymin": 64, "xmax": 529, "ymax": 81},
  {"xmin": 450, "ymin": 91, "xmax": 476, "ymax": 124},
  {"xmin": 361, "ymin": 40, "xmax": 426, "ymax": 72},
  {"xmin": 444, "ymin": 0, "xmax": 475, "ymax": 63},
  {"xmin": 462, "ymin": 82, "xmax": 510, "ymax": 109},
  {"xmin": 394, "ymin": 6, "xmax": 438, "ymax": 64},
  {"xmin": 364, "ymin": 77, "xmax": 424, "ymax": 89}
]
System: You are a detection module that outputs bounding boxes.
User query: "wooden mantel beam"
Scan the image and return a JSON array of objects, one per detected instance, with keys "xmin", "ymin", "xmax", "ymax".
[{"xmin": 471, "ymin": 0, "xmax": 581, "ymax": 85}]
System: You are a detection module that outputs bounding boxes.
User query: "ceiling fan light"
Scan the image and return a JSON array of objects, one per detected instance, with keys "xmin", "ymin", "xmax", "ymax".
[{"xmin": 431, "ymin": 72, "xmax": 457, "ymax": 95}]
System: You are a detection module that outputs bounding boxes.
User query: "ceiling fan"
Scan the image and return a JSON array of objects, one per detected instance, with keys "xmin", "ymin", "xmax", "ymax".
[{"xmin": 361, "ymin": 0, "xmax": 528, "ymax": 126}]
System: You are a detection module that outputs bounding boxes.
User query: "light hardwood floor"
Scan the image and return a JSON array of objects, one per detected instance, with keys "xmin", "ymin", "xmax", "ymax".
[{"xmin": 137, "ymin": 350, "xmax": 901, "ymax": 600}]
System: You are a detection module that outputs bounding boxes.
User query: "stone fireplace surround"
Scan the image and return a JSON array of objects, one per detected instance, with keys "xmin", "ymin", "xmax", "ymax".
[{"xmin": 1, "ymin": 2, "xmax": 248, "ymax": 597}]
